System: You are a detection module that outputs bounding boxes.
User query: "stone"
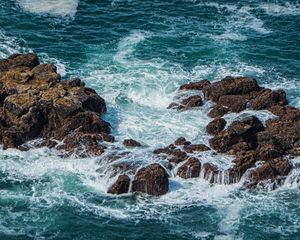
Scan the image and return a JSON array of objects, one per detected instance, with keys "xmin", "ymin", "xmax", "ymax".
[
  {"xmin": 107, "ymin": 175, "xmax": 130, "ymax": 195},
  {"xmin": 179, "ymin": 80, "xmax": 211, "ymax": 91},
  {"xmin": 132, "ymin": 163, "xmax": 169, "ymax": 196},
  {"xmin": 177, "ymin": 157, "xmax": 201, "ymax": 179},
  {"xmin": 123, "ymin": 139, "xmax": 141, "ymax": 147},
  {"xmin": 206, "ymin": 118, "xmax": 226, "ymax": 135}
]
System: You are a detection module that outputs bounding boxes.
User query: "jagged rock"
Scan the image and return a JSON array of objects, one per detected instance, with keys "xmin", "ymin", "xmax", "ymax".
[
  {"xmin": 123, "ymin": 139, "xmax": 141, "ymax": 147},
  {"xmin": 206, "ymin": 118, "xmax": 226, "ymax": 135},
  {"xmin": 209, "ymin": 116, "xmax": 264, "ymax": 153},
  {"xmin": 179, "ymin": 80, "xmax": 210, "ymax": 91},
  {"xmin": 0, "ymin": 53, "xmax": 109, "ymax": 155},
  {"xmin": 154, "ymin": 145, "xmax": 188, "ymax": 164},
  {"xmin": 168, "ymin": 95, "xmax": 203, "ymax": 111},
  {"xmin": 177, "ymin": 157, "xmax": 201, "ymax": 179},
  {"xmin": 249, "ymin": 89, "xmax": 287, "ymax": 110},
  {"xmin": 107, "ymin": 174, "xmax": 130, "ymax": 195},
  {"xmin": 132, "ymin": 163, "xmax": 169, "ymax": 196},
  {"xmin": 202, "ymin": 163, "xmax": 221, "ymax": 184},
  {"xmin": 203, "ymin": 76, "xmax": 260, "ymax": 102},
  {"xmin": 245, "ymin": 158, "xmax": 292, "ymax": 188},
  {"xmin": 174, "ymin": 137, "xmax": 191, "ymax": 146},
  {"xmin": 208, "ymin": 105, "xmax": 229, "ymax": 118},
  {"xmin": 183, "ymin": 144, "xmax": 210, "ymax": 153}
]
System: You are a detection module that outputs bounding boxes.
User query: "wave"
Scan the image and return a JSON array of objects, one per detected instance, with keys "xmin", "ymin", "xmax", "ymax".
[
  {"xmin": 16, "ymin": 0, "xmax": 79, "ymax": 18},
  {"xmin": 260, "ymin": 2, "xmax": 300, "ymax": 16}
]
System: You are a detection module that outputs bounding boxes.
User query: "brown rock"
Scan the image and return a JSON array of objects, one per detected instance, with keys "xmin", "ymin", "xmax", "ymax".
[
  {"xmin": 0, "ymin": 53, "xmax": 109, "ymax": 156},
  {"xmin": 174, "ymin": 137, "xmax": 191, "ymax": 146},
  {"xmin": 168, "ymin": 95, "xmax": 203, "ymax": 111},
  {"xmin": 245, "ymin": 158, "xmax": 292, "ymax": 188},
  {"xmin": 206, "ymin": 118, "xmax": 226, "ymax": 135},
  {"xmin": 203, "ymin": 76, "xmax": 260, "ymax": 102},
  {"xmin": 123, "ymin": 139, "xmax": 141, "ymax": 147},
  {"xmin": 107, "ymin": 174, "xmax": 130, "ymax": 195},
  {"xmin": 132, "ymin": 163, "xmax": 169, "ymax": 196},
  {"xmin": 179, "ymin": 80, "xmax": 211, "ymax": 91},
  {"xmin": 202, "ymin": 163, "xmax": 221, "ymax": 183},
  {"xmin": 183, "ymin": 144, "xmax": 210, "ymax": 153},
  {"xmin": 177, "ymin": 157, "xmax": 201, "ymax": 178}
]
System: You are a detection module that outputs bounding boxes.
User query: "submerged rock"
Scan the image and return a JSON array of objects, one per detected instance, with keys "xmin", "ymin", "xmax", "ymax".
[{"xmin": 132, "ymin": 163, "xmax": 169, "ymax": 196}]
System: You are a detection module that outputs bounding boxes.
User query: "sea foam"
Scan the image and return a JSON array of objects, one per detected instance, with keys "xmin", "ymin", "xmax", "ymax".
[{"xmin": 16, "ymin": 0, "xmax": 79, "ymax": 18}]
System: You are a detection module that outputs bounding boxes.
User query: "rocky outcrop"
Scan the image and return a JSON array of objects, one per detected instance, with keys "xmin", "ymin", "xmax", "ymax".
[
  {"xmin": 107, "ymin": 174, "xmax": 130, "ymax": 194},
  {"xmin": 172, "ymin": 76, "xmax": 300, "ymax": 189},
  {"xmin": 132, "ymin": 163, "xmax": 169, "ymax": 196},
  {"xmin": 0, "ymin": 53, "xmax": 112, "ymax": 156}
]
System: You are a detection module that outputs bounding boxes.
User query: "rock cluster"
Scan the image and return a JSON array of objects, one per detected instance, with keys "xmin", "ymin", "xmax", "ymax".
[
  {"xmin": 166, "ymin": 76, "xmax": 299, "ymax": 189},
  {"xmin": 0, "ymin": 53, "xmax": 112, "ymax": 156},
  {"xmin": 1, "ymin": 53, "xmax": 299, "ymax": 196}
]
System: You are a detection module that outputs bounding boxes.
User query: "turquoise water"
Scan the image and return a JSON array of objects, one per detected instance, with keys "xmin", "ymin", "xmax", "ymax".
[{"xmin": 0, "ymin": 0, "xmax": 300, "ymax": 239}]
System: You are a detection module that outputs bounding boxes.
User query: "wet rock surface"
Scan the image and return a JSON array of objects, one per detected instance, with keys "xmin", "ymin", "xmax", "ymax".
[
  {"xmin": 132, "ymin": 163, "xmax": 169, "ymax": 196},
  {"xmin": 171, "ymin": 75, "xmax": 300, "ymax": 189},
  {"xmin": 0, "ymin": 53, "xmax": 111, "ymax": 156},
  {"xmin": 1, "ymin": 54, "xmax": 299, "ymax": 196},
  {"xmin": 107, "ymin": 174, "xmax": 131, "ymax": 195}
]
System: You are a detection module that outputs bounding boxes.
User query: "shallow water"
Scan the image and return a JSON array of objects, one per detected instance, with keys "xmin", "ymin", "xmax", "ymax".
[{"xmin": 0, "ymin": 0, "xmax": 299, "ymax": 239}]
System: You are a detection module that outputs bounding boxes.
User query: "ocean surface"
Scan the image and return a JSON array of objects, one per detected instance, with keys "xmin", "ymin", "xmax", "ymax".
[{"xmin": 0, "ymin": 0, "xmax": 300, "ymax": 239}]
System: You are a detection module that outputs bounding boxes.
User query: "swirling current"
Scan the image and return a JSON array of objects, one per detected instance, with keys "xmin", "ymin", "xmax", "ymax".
[{"xmin": 0, "ymin": 0, "xmax": 299, "ymax": 239}]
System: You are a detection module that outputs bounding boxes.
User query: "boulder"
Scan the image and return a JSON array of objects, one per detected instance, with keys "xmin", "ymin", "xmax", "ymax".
[
  {"xmin": 107, "ymin": 174, "xmax": 131, "ymax": 195},
  {"xmin": 132, "ymin": 163, "xmax": 169, "ymax": 196},
  {"xmin": 203, "ymin": 76, "xmax": 260, "ymax": 102},
  {"xmin": 183, "ymin": 144, "xmax": 210, "ymax": 153},
  {"xmin": 245, "ymin": 158, "xmax": 292, "ymax": 188},
  {"xmin": 202, "ymin": 163, "xmax": 221, "ymax": 184},
  {"xmin": 177, "ymin": 157, "xmax": 201, "ymax": 179},
  {"xmin": 174, "ymin": 137, "xmax": 191, "ymax": 146},
  {"xmin": 206, "ymin": 118, "xmax": 226, "ymax": 135}
]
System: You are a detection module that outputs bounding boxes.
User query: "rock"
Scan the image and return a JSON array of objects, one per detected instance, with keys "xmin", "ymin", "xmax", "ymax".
[
  {"xmin": 206, "ymin": 118, "xmax": 226, "ymax": 135},
  {"xmin": 174, "ymin": 137, "xmax": 191, "ymax": 146},
  {"xmin": 228, "ymin": 151, "xmax": 257, "ymax": 183},
  {"xmin": 203, "ymin": 76, "xmax": 260, "ymax": 102},
  {"xmin": 202, "ymin": 163, "xmax": 221, "ymax": 184},
  {"xmin": 177, "ymin": 157, "xmax": 201, "ymax": 179},
  {"xmin": 179, "ymin": 80, "xmax": 210, "ymax": 91},
  {"xmin": 183, "ymin": 144, "xmax": 210, "ymax": 153},
  {"xmin": 209, "ymin": 116, "xmax": 264, "ymax": 153},
  {"xmin": 249, "ymin": 89, "xmax": 287, "ymax": 110},
  {"xmin": 154, "ymin": 145, "xmax": 188, "ymax": 164},
  {"xmin": 132, "ymin": 163, "xmax": 169, "ymax": 196},
  {"xmin": 208, "ymin": 105, "xmax": 229, "ymax": 118},
  {"xmin": 168, "ymin": 95, "xmax": 203, "ymax": 111},
  {"xmin": 245, "ymin": 158, "xmax": 292, "ymax": 188},
  {"xmin": 107, "ymin": 174, "xmax": 130, "ymax": 195},
  {"xmin": 123, "ymin": 139, "xmax": 141, "ymax": 147},
  {"xmin": 0, "ymin": 53, "xmax": 109, "ymax": 155}
]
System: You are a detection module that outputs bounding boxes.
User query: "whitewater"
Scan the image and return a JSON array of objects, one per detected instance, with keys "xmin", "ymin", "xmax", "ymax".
[{"xmin": 0, "ymin": 0, "xmax": 299, "ymax": 239}]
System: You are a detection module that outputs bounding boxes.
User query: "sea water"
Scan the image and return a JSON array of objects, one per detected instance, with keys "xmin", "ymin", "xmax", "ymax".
[{"xmin": 0, "ymin": 0, "xmax": 299, "ymax": 239}]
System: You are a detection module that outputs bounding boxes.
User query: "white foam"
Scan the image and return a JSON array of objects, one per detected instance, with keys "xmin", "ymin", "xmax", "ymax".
[
  {"xmin": 260, "ymin": 3, "xmax": 300, "ymax": 16},
  {"xmin": 17, "ymin": 0, "xmax": 79, "ymax": 18}
]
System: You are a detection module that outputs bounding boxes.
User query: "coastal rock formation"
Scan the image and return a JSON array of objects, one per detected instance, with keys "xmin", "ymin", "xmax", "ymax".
[
  {"xmin": 177, "ymin": 157, "xmax": 201, "ymax": 179},
  {"xmin": 171, "ymin": 76, "xmax": 300, "ymax": 189},
  {"xmin": 132, "ymin": 163, "xmax": 169, "ymax": 196},
  {"xmin": 0, "ymin": 53, "xmax": 111, "ymax": 156}
]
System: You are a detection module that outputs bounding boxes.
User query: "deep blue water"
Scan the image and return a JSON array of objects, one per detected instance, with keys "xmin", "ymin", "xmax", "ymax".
[{"xmin": 0, "ymin": 0, "xmax": 299, "ymax": 239}]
